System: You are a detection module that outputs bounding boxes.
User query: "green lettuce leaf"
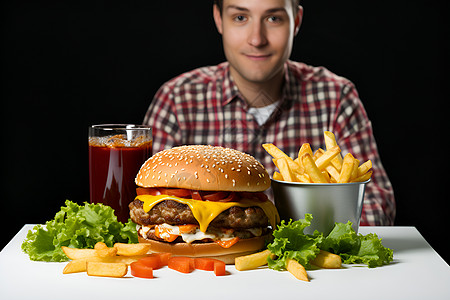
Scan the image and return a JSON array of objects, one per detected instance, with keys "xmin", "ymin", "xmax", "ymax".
[
  {"xmin": 267, "ymin": 214, "xmax": 323, "ymax": 270},
  {"xmin": 21, "ymin": 200, "xmax": 138, "ymax": 262},
  {"xmin": 320, "ymin": 222, "xmax": 393, "ymax": 268}
]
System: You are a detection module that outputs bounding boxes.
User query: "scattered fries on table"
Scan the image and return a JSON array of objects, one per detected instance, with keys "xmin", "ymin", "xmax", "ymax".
[
  {"xmin": 263, "ymin": 131, "xmax": 372, "ymax": 183},
  {"xmin": 235, "ymin": 249, "xmax": 341, "ymax": 282},
  {"xmin": 62, "ymin": 242, "xmax": 153, "ymax": 277}
]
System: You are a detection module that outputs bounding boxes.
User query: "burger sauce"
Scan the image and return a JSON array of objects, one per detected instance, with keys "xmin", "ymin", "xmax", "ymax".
[{"xmin": 89, "ymin": 137, "xmax": 152, "ymax": 223}]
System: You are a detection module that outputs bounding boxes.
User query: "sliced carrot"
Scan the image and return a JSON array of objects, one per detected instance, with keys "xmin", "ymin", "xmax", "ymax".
[
  {"xmin": 214, "ymin": 260, "xmax": 226, "ymax": 276},
  {"xmin": 138, "ymin": 256, "xmax": 162, "ymax": 269},
  {"xmin": 130, "ymin": 261, "xmax": 153, "ymax": 279},
  {"xmin": 168, "ymin": 256, "xmax": 195, "ymax": 274},
  {"xmin": 194, "ymin": 258, "xmax": 218, "ymax": 271},
  {"xmin": 215, "ymin": 237, "xmax": 240, "ymax": 248},
  {"xmin": 156, "ymin": 252, "xmax": 172, "ymax": 266}
]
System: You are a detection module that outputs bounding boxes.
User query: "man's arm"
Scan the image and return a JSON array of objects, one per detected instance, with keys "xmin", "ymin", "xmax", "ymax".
[{"xmin": 332, "ymin": 83, "xmax": 396, "ymax": 225}]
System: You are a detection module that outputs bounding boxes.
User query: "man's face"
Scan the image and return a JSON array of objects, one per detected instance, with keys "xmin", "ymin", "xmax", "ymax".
[{"xmin": 214, "ymin": 0, "xmax": 302, "ymax": 85}]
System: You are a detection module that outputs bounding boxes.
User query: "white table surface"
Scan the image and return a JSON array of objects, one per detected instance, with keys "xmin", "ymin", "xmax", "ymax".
[{"xmin": 1, "ymin": 225, "xmax": 449, "ymax": 300}]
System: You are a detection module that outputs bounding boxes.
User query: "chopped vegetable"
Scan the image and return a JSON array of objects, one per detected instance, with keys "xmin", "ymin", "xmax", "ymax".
[
  {"xmin": 320, "ymin": 222, "xmax": 394, "ymax": 268},
  {"xmin": 168, "ymin": 257, "xmax": 195, "ymax": 273},
  {"xmin": 267, "ymin": 214, "xmax": 322, "ymax": 271},
  {"xmin": 21, "ymin": 200, "xmax": 138, "ymax": 262},
  {"xmin": 267, "ymin": 214, "xmax": 393, "ymax": 272},
  {"xmin": 213, "ymin": 260, "xmax": 226, "ymax": 276},
  {"xmin": 130, "ymin": 261, "xmax": 154, "ymax": 278}
]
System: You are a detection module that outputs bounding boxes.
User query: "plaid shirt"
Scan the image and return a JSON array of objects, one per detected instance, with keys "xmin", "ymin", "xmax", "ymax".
[{"xmin": 143, "ymin": 61, "xmax": 395, "ymax": 226}]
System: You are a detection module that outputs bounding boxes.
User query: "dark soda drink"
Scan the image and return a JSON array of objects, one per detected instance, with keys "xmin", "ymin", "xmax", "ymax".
[{"xmin": 89, "ymin": 126, "xmax": 152, "ymax": 223}]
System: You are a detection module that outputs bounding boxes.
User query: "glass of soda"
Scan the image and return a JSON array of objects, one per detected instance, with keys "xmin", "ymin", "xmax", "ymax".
[{"xmin": 88, "ymin": 124, "xmax": 152, "ymax": 223}]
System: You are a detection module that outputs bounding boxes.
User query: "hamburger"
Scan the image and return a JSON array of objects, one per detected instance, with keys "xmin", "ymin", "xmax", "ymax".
[{"xmin": 129, "ymin": 145, "xmax": 279, "ymax": 264}]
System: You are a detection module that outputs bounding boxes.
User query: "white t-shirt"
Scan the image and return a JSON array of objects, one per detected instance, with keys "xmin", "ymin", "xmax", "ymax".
[{"xmin": 248, "ymin": 100, "xmax": 281, "ymax": 126}]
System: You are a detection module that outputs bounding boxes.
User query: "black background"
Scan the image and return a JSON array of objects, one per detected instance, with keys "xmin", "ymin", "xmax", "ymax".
[{"xmin": 2, "ymin": 1, "xmax": 448, "ymax": 263}]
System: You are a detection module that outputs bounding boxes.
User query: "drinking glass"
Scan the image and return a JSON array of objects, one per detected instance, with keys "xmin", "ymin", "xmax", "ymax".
[{"xmin": 89, "ymin": 124, "xmax": 152, "ymax": 222}]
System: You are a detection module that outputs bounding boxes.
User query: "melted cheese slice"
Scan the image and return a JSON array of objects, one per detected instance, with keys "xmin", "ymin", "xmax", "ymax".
[{"xmin": 136, "ymin": 194, "xmax": 280, "ymax": 233}]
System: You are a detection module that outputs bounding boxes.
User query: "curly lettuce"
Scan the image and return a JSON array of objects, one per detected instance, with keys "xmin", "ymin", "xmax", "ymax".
[
  {"xmin": 267, "ymin": 214, "xmax": 393, "ymax": 270},
  {"xmin": 21, "ymin": 200, "xmax": 138, "ymax": 262},
  {"xmin": 321, "ymin": 222, "xmax": 393, "ymax": 268},
  {"xmin": 267, "ymin": 214, "xmax": 323, "ymax": 270}
]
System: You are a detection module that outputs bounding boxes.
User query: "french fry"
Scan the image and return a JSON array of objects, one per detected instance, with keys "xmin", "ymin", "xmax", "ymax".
[
  {"xmin": 357, "ymin": 160, "xmax": 372, "ymax": 177},
  {"xmin": 295, "ymin": 173, "xmax": 311, "ymax": 183},
  {"xmin": 298, "ymin": 143, "xmax": 313, "ymax": 163},
  {"xmin": 94, "ymin": 242, "xmax": 118, "ymax": 257},
  {"xmin": 338, "ymin": 153, "xmax": 356, "ymax": 183},
  {"xmin": 314, "ymin": 145, "xmax": 341, "ymax": 171},
  {"xmin": 99, "ymin": 255, "xmax": 150, "ymax": 265},
  {"xmin": 263, "ymin": 131, "xmax": 372, "ymax": 185},
  {"xmin": 263, "ymin": 143, "xmax": 304, "ymax": 174},
  {"xmin": 61, "ymin": 247, "xmax": 98, "ymax": 260},
  {"xmin": 313, "ymin": 148, "xmax": 324, "ymax": 161},
  {"xmin": 63, "ymin": 259, "xmax": 90, "ymax": 274},
  {"xmin": 235, "ymin": 249, "xmax": 273, "ymax": 271},
  {"xmin": 350, "ymin": 158, "xmax": 360, "ymax": 181},
  {"xmin": 86, "ymin": 262, "xmax": 127, "ymax": 278},
  {"xmin": 273, "ymin": 171, "xmax": 284, "ymax": 181},
  {"xmin": 94, "ymin": 242, "xmax": 108, "ymax": 250},
  {"xmin": 273, "ymin": 158, "xmax": 296, "ymax": 182},
  {"xmin": 324, "ymin": 131, "xmax": 343, "ymax": 172},
  {"xmin": 310, "ymin": 250, "xmax": 342, "ymax": 269},
  {"xmin": 114, "ymin": 243, "xmax": 152, "ymax": 256},
  {"xmin": 352, "ymin": 170, "xmax": 373, "ymax": 182},
  {"xmin": 325, "ymin": 164, "xmax": 340, "ymax": 183},
  {"xmin": 286, "ymin": 259, "xmax": 309, "ymax": 282},
  {"xmin": 302, "ymin": 153, "xmax": 328, "ymax": 183}
]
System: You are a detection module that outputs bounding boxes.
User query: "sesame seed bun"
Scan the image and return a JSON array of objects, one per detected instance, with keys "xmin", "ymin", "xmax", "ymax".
[{"xmin": 135, "ymin": 145, "xmax": 270, "ymax": 192}]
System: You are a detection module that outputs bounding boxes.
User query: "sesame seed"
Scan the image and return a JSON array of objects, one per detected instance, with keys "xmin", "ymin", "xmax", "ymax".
[{"xmin": 206, "ymin": 178, "xmax": 210, "ymax": 183}]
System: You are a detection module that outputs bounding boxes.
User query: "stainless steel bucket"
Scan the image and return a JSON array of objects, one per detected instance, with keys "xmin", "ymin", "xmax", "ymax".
[{"xmin": 271, "ymin": 179, "xmax": 369, "ymax": 235}]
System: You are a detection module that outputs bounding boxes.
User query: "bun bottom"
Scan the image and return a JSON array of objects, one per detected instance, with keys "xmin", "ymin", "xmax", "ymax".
[{"xmin": 138, "ymin": 234, "xmax": 270, "ymax": 264}]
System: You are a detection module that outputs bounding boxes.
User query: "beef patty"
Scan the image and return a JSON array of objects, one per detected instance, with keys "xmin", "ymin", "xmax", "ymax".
[{"xmin": 129, "ymin": 199, "xmax": 269, "ymax": 229}]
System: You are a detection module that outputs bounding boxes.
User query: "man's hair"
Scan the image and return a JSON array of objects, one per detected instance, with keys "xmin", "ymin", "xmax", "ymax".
[{"xmin": 214, "ymin": 0, "xmax": 300, "ymax": 15}]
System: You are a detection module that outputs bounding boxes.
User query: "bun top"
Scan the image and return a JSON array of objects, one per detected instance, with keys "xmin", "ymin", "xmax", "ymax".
[{"xmin": 135, "ymin": 145, "xmax": 270, "ymax": 192}]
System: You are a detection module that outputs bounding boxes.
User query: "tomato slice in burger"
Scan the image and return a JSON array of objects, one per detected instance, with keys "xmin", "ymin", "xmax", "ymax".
[
  {"xmin": 202, "ymin": 191, "xmax": 239, "ymax": 202},
  {"xmin": 136, "ymin": 187, "xmax": 161, "ymax": 196},
  {"xmin": 202, "ymin": 191, "xmax": 230, "ymax": 201},
  {"xmin": 191, "ymin": 190, "xmax": 203, "ymax": 200},
  {"xmin": 159, "ymin": 188, "xmax": 192, "ymax": 198}
]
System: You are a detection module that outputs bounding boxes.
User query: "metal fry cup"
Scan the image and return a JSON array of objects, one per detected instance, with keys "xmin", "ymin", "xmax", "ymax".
[{"xmin": 271, "ymin": 179, "xmax": 370, "ymax": 235}]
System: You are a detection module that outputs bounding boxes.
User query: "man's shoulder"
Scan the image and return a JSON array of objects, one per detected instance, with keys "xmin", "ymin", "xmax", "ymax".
[
  {"xmin": 287, "ymin": 60, "xmax": 352, "ymax": 86},
  {"xmin": 162, "ymin": 62, "xmax": 228, "ymax": 89}
]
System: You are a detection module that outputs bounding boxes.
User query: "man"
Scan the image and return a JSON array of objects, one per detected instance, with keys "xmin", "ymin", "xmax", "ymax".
[{"xmin": 143, "ymin": 0, "xmax": 395, "ymax": 225}]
